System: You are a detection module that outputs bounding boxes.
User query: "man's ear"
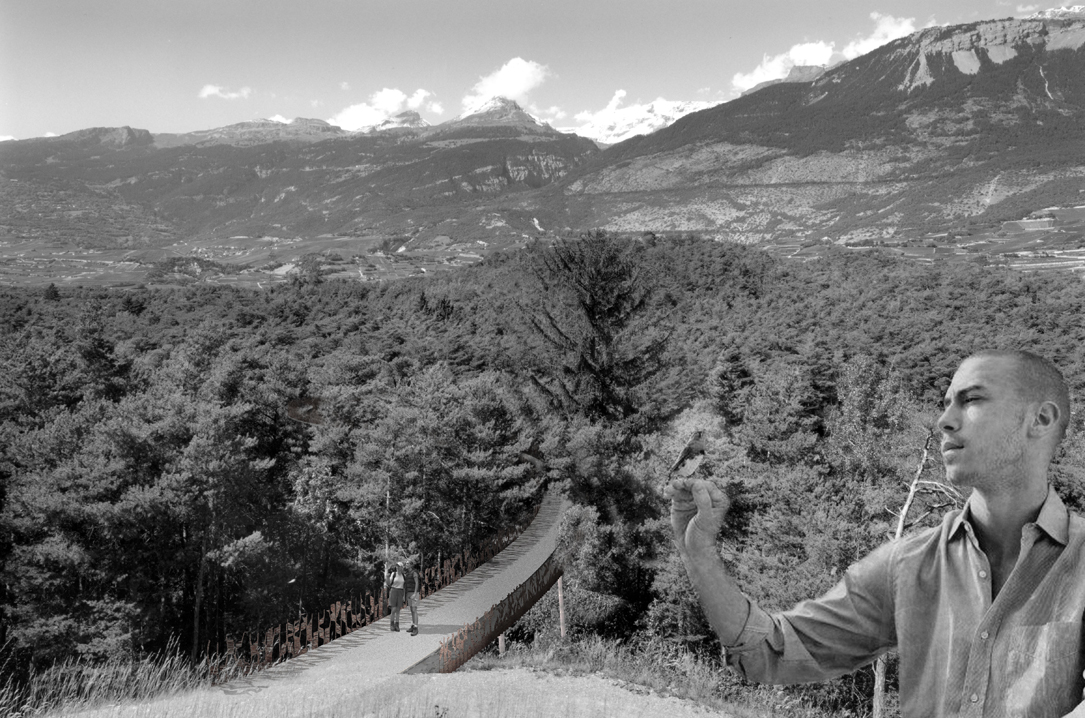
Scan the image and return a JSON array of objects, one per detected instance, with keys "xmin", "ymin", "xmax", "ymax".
[{"xmin": 1031, "ymin": 400, "xmax": 1061, "ymax": 438}]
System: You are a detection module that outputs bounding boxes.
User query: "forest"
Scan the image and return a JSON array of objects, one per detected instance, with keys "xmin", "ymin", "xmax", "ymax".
[{"xmin": 3, "ymin": 233, "xmax": 1085, "ymax": 711}]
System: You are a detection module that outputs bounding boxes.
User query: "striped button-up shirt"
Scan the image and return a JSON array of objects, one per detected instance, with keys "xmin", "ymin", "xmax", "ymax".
[{"xmin": 726, "ymin": 486, "xmax": 1085, "ymax": 717}]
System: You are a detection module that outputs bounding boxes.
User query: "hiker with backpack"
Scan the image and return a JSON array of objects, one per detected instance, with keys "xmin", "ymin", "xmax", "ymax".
[{"xmin": 385, "ymin": 560, "xmax": 421, "ymax": 635}]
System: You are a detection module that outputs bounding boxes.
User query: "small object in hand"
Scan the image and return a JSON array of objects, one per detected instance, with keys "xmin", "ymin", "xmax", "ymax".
[{"xmin": 669, "ymin": 430, "xmax": 706, "ymax": 477}]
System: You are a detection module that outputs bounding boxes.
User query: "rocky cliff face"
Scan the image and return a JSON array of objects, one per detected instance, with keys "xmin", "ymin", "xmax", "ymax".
[{"xmin": 830, "ymin": 17, "xmax": 1085, "ymax": 93}]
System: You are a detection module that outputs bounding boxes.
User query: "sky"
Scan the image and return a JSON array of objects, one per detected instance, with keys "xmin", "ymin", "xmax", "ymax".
[{"xmin": 0, "ymin": 0, "xmax": 1057, "ymax": 142}]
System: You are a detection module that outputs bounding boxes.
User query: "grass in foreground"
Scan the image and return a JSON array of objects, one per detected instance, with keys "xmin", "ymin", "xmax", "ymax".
[
  {"xmin": 464, "ymin": 634, "xmax": 878, "ymax": 718},
  {"xmin": 0, "ymin": 644, "xmax": 250, "ymax": 718},
  {"xmin": 1, "ymin": 634, "xmax": 882, "ymax": 717}
]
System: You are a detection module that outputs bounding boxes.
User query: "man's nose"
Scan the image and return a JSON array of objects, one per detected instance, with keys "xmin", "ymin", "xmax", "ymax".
[{"xmin": 938, "ymin": 403, "xmax": 958, "ymax": 434}]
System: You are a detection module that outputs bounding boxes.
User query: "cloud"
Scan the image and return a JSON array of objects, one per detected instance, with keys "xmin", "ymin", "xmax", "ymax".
[
  {"xmin": 461, "ymin": 57, "xmax": 552, "ymax": 115},
  {"xmin": 0, "ymin": 135, "xmax": 14, "ymax": 142},
  {"xmin": 537, "ymin": 105, "xmax": 567, "ymax": 121},
  {"xmin": 732, "ymin": 41, "xmax": 836, "ymax": 92},
  {"xmin": 405, "ymin": 90, "xmax": 443, "ymax": 115},
  {"xmin": 731, "ymin": 12, "xmax": 916, "ymax": 93},
  {"xmin": 340, "ymin": 81, "xmax": 350, "ymax": 91},
  {"xmin": 1016, "ymin": 4, "xmax": 1040, "ymax": 13},
  {"xmin": 44, "ymin": 132, "xmax": 57, "ymax": 137},
  {"xmin": 575, "ymin": 89, "xmax": 628, "ymax": 123},
  {"xmin": 407, "ymin": 89, "xmax": 430, "ymax": 110},
  {"xmin": 328, "ymin": 87, "xmax": 439, "ymax": 130},
  {"xmin": 268, "ymin": 115, "xmax": 292, "ymax": 124},
  {"xmin": 198, "ymin": 84, "xmax": 253, "ymax": 100},
  {"xmin": 840, "ymin": 13, "xmax": 916, "ymax": 58},
  {"xmin": 310, "ymin": 99, "xmax": 322, "ymax": 108}
]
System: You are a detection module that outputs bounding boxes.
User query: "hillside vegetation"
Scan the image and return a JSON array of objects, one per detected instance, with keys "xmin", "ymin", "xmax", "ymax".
[{"xmin": 2, "ymin": 234, "xmax": 1085, "ymax": 714}]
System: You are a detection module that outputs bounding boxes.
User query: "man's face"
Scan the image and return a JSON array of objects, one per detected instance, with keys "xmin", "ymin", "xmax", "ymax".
[{"xmin": 938, "ymin": 356, "xmax": 1032, "ymax": 489}]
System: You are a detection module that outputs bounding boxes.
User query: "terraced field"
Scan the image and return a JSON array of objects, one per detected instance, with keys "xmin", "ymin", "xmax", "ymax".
[{"xmin": 763, "ymin": 205, "xmax": 1085, "ymax": 275}]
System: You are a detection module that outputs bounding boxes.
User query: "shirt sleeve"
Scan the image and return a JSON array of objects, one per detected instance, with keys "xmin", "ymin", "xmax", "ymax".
[{"xmin": 725, "ymin": 540, "xmax": 898, "ymax": 684}]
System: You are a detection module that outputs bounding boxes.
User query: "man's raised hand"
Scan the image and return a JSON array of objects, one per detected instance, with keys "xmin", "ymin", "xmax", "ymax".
[{"xmin": 666, "ymin": 478, "xmax": 730, "ymax": 555}]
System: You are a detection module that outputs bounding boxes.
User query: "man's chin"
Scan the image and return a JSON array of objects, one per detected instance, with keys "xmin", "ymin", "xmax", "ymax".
[{"xmin": 943, "ymin": 466, "xmax": 973, "ymax": 488}]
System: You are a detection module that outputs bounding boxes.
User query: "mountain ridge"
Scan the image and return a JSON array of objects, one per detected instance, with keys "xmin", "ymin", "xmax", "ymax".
[
  {"xmin": 5, "ymin": 13, "xmax": 1085, "ymax": 268},
  {"xmin": 544, "ymin": 12, "xmax": 1085, "ymax": 243}
]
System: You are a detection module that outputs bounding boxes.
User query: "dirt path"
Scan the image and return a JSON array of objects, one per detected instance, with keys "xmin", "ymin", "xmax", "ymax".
[{"xmin": 62, "ymin": 667, "xmax": 732, "ymax": 718}]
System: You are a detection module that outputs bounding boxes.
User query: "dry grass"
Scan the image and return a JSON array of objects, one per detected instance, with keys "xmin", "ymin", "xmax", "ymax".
[
  {"xmin": 0, "ymin": 641, "xmax": 219, "ymax": 717},
  {"xmin": 0, "ymin": 633, "xmax": 860, "ymax": 718},
  {"xmin": 463, "ymin": 635, "xmax": 863, "ymax": 718}
]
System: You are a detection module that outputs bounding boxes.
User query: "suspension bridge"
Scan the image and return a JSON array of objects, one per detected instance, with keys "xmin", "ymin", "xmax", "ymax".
[{"xmin": 78, "ymin": 488, "xmax": 570, "ymax": 717}]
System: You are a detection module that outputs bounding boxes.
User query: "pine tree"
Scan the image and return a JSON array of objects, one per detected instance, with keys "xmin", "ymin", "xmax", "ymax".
[{"xmin": 523, "ymin": 231, "xmax": 669, "ymax": 423}]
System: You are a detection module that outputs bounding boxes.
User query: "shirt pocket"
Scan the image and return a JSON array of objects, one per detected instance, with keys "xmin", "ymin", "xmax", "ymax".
[{"xmin": 1003, "ymin": 621, "xmax": 1082, "ymax": 717}]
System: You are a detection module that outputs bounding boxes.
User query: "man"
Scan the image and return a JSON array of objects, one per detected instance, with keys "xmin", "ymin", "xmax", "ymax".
[
  {"xmin": 404, "ymin": 560, "xmax": 421, "ymax": 636},
  {"xmin": 668, "ymin": 350, "xmax": 1085, "ymax": 716}
]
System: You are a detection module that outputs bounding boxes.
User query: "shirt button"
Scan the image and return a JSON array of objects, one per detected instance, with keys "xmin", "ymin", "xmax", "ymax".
[
  {"xmin": 971, "ymin": 694, "xmax": 979, "ymax": 703},
  {"xmin": 979, "ymin": 570, "xmax": 988, "ymax": 579},
  {"xmin": 980, "ymin": 631, "xmax": 989, "ymax": 640}
]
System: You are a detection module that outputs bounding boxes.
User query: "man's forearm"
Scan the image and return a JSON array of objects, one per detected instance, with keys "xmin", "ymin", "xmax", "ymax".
[{"xmin": 679, "ymin": 542, "xmax": 751, "ymax": 646}]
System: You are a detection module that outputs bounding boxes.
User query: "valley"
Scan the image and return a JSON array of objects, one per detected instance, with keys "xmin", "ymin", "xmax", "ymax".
[
  {"xmin": 8, "ymin": 204, "xmax": 1085, "ymax": 289},
  {"xmin": 0, "ymin": 230, "xmax": 531, "ymax": 288}
]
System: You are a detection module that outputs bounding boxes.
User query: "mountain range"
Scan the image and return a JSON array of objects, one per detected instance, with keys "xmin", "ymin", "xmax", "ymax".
[{"xmin": 4, "ymin": 11, "xmax": 1085, "ymax": 266}]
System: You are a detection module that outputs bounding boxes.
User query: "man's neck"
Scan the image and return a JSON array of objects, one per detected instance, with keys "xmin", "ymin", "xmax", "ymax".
[{"xmin": 968, "ymin": 478, "xmax": 1048, "ymax": 595}]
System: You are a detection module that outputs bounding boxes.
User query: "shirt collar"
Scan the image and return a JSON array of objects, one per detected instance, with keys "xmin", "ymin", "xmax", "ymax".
[{"xmin": 949, "ymin": 484, "xmax": 1069, "ymax": 546}]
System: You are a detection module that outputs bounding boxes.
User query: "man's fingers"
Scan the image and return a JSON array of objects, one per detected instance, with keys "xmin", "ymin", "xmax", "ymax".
[
  {"xmin": 664, "ymin": 477, "xmax": 694, "ymax": 501},
  {"xmin": 668, "ymin": 477, "xmax": 729, "ymax": 519},
  {"xmin": 691, "ymin": 479, "xmax": 730, "ymax": 516},
  {"xmin": 705, "ymin": 480, "xmax": 729, "ymax": 510}
]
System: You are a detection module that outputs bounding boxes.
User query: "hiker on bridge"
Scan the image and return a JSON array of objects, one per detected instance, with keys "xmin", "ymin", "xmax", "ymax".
[
  {"xmin": 385, "ymin": 561, "xmax": 407, "ymax": 632},
  {"xmin": 385, "ymin": 560, "xmax": 421, "ymax": 635},
  {"xmin": 405, "ymin": 560, "xmax": 421, "ymax": 636},
  {"xmin": 668, "ymin": 350, "xmax": 1085, "ymax": 716}
]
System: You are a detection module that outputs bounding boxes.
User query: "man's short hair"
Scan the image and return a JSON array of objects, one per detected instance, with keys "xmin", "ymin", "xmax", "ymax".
[{"xmin": 969, "ymin": 349, "xmax": 1071, "ymax": 442}]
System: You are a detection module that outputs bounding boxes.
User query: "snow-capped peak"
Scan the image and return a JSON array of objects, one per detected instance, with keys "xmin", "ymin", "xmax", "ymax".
[
  {"xmin": 369, "ymin": 111, "xmax": 430, "ymax": 132},
  {"xmin": 1026, "ymin": 5, "xmax": 1085, "ymax": 18},
  {"xmin": 563, "ymin": 95, "xmax": 722, "ymax": 146},
  {"xmin": 456, "ymin": 97, "xmax": 539, "ymax": 123}
]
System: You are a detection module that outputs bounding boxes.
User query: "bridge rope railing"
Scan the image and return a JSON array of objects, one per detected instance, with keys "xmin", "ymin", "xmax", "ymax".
[
  {"xmin": 209, "ymin": 500, "xmax": 543, "ymax": 682},
  {"xmin": 402, "ymin": 554, "xmax": 563, "ymax": 674}
]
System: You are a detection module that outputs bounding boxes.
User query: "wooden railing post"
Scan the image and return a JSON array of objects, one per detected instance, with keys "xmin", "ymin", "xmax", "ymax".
[{"xmin": 557, "ymin": 576, "xmax": 566, "ymax": 639}]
